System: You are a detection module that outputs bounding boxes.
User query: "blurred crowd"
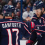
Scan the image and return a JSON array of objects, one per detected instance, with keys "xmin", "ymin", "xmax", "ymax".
[{"xmin": 0, "ymin": 0, "xmax": 45, "ymax": 21}]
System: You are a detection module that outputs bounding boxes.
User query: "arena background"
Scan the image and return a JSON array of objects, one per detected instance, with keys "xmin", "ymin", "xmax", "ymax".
[{"xmin": 0, "ymin": 0, "xmax": 45, "ymax": 20}]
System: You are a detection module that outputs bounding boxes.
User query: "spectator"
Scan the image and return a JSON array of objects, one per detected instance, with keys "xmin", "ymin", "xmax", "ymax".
[
  {"xmin": 14, "ymin": 2, "xmax": 21, "ymax": 20},
  {"xmin": 15, "ymin": 2, "xmax": 21, "ymax": 10},
  {"xmin": 28, "ymin": 2, "xmax": 33, "ymax": 11},
  {"xmin": 22, "ymin": 6, "xmax": 34, "ymax": 21},
  {"xmin": 0, "ymin": 1, "xmax": 7, "ymax": 14},
  {"xmin": 25, "ymin": 2, "xmax": 33, "ymax": 11},
  {"xmin": 24, "ymin": 0, "xmax": 32, "ymax": 8},
  {"xmin": 1, "ymin": 1, "xmax": 7, "ymax": 7},
  {"xmin": 12, "ymin": 0, "xmax": 21, "ymax": 6},
  {"xmin": 2, "ymin": 1, "xmax": 15, "ymax": 13},
  {"xmin": 15, "ymin": 12, "xmax": 20, "ymax": 20},
  {"xmin": 26, "ymin": 0, "xmax": 30, "ymax": 5}
]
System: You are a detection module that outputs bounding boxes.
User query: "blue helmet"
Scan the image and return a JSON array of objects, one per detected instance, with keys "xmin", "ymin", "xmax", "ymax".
[{"xmin": 33, "ymin": 1, "xmax": 44, "ymax": 9}]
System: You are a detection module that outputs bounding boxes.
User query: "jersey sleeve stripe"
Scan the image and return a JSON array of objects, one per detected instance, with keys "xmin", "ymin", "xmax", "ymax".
[
  {"xmin": 0, "ymin": 21, "xmax": 22, "ymax": 23},
  {"xmin": 36, "ymin": 25, "xmax": 45, "ymax": 26},
  {"xmin": 35, "ymin": 29, "xmax": 45, "ymax": 32},
  {"xmin": 24, "ymin": 26, "xmax": 31, "ymax": 34},
  {"xmin": 24, "ymin": 23, "xmax": 28, "ymax": 28}
]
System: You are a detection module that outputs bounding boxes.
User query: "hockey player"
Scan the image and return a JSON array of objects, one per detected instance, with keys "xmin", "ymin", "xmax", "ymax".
[
  {"xmin": 33, "ymin": 0, "xmax": 45, "ymax": 15},
  {"xmin": 0, "ymin": 12, "xmax": 35, "ymax": 45},
  {"xmin": 26, "ymin": 1, "xmax": 45, "ymax": 45}
]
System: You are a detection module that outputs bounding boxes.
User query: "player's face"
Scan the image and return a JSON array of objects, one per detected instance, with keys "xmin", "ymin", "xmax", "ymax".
[{"xmin": 36, "ymin": 9, "xmax": 42, "ymax": 17}]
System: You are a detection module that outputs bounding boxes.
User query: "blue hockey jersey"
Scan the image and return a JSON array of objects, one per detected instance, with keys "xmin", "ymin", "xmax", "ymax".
[
  {"xmin": 26, "ymin": 14, "xmax": 45, "ymax": 45},
  {"xmin": 0, "ymin": 19, "xmax": 34, "ymax": 45},
  {"xmin": 32, "ymin": 14, "xmax": 45, "ymax": 34}
]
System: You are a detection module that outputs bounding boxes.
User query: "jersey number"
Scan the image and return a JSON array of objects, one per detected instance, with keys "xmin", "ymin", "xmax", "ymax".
[{"xmin": 6, "ymin": 28, "xmax": 19, "ymax": 45}]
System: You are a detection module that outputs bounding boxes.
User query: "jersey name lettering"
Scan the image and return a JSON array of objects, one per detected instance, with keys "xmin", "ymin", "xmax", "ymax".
[{"xmin": 2, "ymin": 23, "xmax": 21, "ymax": 28}]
